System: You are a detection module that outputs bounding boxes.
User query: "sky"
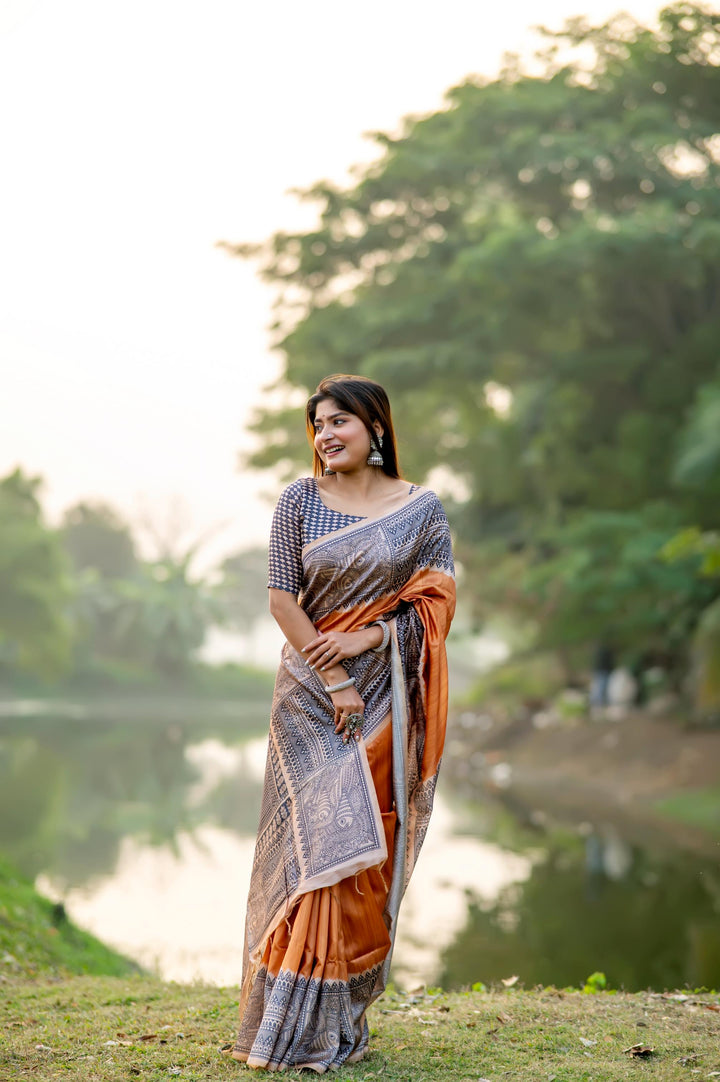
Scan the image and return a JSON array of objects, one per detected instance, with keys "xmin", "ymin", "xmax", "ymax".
[{"xmin": 0, "ymin": 0, "xmax": 665, "ymax": 572}]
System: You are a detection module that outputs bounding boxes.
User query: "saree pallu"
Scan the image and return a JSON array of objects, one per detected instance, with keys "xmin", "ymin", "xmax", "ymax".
[{"xmin": 232, "ymin": 490, "xmax": 455, "ymax": 1072}]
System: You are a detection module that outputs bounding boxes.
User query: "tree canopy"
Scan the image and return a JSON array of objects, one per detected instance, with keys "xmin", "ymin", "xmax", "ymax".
[
  {"xmin": 228, "ymin": 2, "xmax": 720, "ymax": 681},
  {"xmin": 0, "ymin": 469, "xmax": 73, "ymax": 678}
]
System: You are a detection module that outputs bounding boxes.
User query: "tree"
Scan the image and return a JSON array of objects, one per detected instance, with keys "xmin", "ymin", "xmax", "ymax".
[
  {"xmin": 225, "ymin": 3, "xmax": 720, "ymax": 674},
  {"xmin": 107, "ymin": 553, "xmax": 227, "ymax": 678},
  {"xmin": 60, "ymin": 501, "xmax": 139, "ymax": 580},
  {"xmin": 61, "ymin": 503, "xmax": 231, "ymax": 683},
  {"xmin": 216, "ymin": 546, "xmax": 269, "ymax": 628},
  {"xmin": 0, "ymin": 469, "xmax": 73, "ymax": 679}
]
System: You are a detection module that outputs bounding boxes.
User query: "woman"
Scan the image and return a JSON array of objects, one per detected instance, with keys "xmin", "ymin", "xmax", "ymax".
[{"xmin": 231, "ymin": 374, "xmax": 455, "ymax": 1072}]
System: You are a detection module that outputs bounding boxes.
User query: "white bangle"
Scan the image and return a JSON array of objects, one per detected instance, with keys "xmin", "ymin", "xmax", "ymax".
[
  {"xmin": 324, "ymin": 676, "xmax": 356, "ymax": 694},
  {"xmin": 370, "ymin": 620, "xmax": 390, "ymax": 652}
]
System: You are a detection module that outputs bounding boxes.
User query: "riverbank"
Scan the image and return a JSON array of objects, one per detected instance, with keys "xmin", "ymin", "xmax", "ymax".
[
  {"xmin": 0, "ymin": 661, "xmax": 275, "ymax": 713},
  {"xmin": 445, "ymin": 710, "xmax": 720, "ymax": 852},
  {"xmin": 2, "ymin": 975, "xmax": 718, "ymax": 1081},
  {"xmin": 0, "ymin": 858, "xmax": 140, "ymax": 979}
]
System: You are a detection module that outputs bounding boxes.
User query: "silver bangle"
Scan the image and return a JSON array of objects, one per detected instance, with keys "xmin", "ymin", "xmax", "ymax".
[
  {"xmin": 324, "ymin": 676, "xmax": 356, "ymax": 694},
  {"xmin": 370, "ymin": 620, "xmax": 390, "ymax": 652}
]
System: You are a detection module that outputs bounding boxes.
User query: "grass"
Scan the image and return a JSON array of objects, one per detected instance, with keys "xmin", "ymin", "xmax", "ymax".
[
  {"xmin": 0, "ymin": 857, "xmax": 141, "ymax": 979},
  {"xmin": 1, "ymin": 977, "xmax": 719, "ymax": 1081},
  {"xmin": 653, "ymin": 787, "xmax": 720, "ymax": 836}
]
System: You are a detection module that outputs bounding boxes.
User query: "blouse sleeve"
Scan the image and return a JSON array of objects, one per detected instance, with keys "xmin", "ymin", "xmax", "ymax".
[{"xmin": 267, "ymin": 481, "xmax": 304, "ymax": 595}]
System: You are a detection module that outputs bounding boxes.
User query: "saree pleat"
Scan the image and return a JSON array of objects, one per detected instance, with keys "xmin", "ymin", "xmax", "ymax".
[{"xmin": 232, "ymin": 489, "xmax": 455, "ymax": 1072}]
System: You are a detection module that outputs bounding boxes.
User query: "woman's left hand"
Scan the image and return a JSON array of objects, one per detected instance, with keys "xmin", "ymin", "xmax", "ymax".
[{"xmin": 302, "ymin": 628, "xmax": 376, "ymax": 671}]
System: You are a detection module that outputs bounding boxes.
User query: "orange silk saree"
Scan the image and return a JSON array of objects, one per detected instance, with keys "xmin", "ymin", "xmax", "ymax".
[{"xmin": 232, "ymin": 489, "xmax": 455, "ymax": 1071}]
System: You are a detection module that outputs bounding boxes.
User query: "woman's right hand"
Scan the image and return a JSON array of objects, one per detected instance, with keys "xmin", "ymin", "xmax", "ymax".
[{"xmin": 329, "ymin": 686, "xmax": 365, "ymax": 734}]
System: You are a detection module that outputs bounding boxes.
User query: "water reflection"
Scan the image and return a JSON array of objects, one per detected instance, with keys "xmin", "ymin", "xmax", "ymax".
[
  {"xmin": 0, "ymin": 712, "xmax": 266, "ymax": 885},
  {"xmin": 2, "ymin": 712, "xmax": 719, "ymax": 990},
  {"xmin": 438, "ymin": 812, "xmax": 720, "ymax": 992},
  {"xmin": 38, "ymin": 826, "xmax": 251, "ymax": 985},
  {"xmin": 392, "ymin": 799, "xmax": 532, "ymax": 988}
]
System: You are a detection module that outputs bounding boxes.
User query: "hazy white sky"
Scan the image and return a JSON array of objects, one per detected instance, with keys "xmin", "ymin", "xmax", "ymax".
[{"xmin": 0, "ymin": 0, "xmax": 663, "ymax": 569}]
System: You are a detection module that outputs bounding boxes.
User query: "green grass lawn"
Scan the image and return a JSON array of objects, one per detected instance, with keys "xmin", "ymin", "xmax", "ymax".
[{"xmin": 1, "ymin": 977, "xmax": 719, "ymax": 1081}]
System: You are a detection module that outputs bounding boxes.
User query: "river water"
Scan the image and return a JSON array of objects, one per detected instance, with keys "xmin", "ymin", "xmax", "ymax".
[{"xmin": 1, "ymin": 705, "xmax": 718, "ymax": 991}]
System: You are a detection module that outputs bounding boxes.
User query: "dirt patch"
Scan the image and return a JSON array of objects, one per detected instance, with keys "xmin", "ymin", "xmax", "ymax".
[{"xmin": 445, "ymin": 712, "xmax": 720, "ymax": 853}]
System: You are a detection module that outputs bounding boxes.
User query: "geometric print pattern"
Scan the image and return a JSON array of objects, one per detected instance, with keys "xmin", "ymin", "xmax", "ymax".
[
  {"xmin": 268, "ymin": 477, "xmax": 365, "ymax": 595},
  {"xmin": 234, "ymin": 962, "xmax": 382, "ymax": 1071},
  {"xmin": 237, "ymin": 485, "xmax": 455, "ymax": 1071},
  {"xmin": 243, "ymin": 629, "xmax": 396, "ymax": 957},
  {"xmin": 267, "ymin": 476, "xmax": 423, "ymax": 595},
  {"xmin": 300, "ymin": 488, "xmax": 454, "ymax": 623},
  {"xmin": 246, "ymin": 489, "xmax": 454, "ymax": 964}
]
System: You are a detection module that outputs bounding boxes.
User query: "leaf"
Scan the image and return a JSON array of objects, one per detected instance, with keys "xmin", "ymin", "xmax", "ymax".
[
  {"xmin": 496, "ymin": 1012, "xmax": 513, "ymax": 1024},
  {"xmin": 579, "ymin": 1036, "xmax": 597, "ymax": 1047},
  {"xmin": 501, "ymin": 975, "xmax": 519, "ymax": 987},
  {"xmin": 623, "ymin": 1043, "xmax": 655, "ymax": 1056}
]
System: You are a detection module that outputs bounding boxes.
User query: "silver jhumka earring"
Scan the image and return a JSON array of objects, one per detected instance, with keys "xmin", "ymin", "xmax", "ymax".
[
  {"xmin": 324, "ymin": 466, "xmax": 335, "ymax": 475},
  {"xmin": 367, "ymin": 434, "xmax": 383, "ymax": 467}
]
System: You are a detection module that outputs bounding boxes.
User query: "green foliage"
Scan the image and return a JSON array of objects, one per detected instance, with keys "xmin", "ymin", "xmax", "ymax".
[
  {"xmin": 61, "ymin": 553, "xmax": 227, "ymax": 681},
  {"xmin": 582, "ymin": 971, "xmax": 609, "ymax": 994},
  {"xmin": 0, "ymin": 469, "xmax": 73, "ymax": 679},
  {"xmin": 661, "ymin": 526, "xmax": 720, "ymax": 578},
  {"xmin": 60, "ymin": 500, "xmax": 139, "ymax": 579},
  {"xmin": 228, "ymin": 3, "xmax": 720, "ymax": 676},
  {"xmin": 0, "ymin": 468, "xmax": 260, "ymax": 691},
  {"xmin": 216, "ymin": 546, "xmax": 270, "ymax": 628},
  {"xmin": 673, "ymin": 379, "xmax": 720, "ymax": 487}
]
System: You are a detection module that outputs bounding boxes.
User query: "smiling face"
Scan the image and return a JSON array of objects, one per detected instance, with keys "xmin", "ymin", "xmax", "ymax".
[{"xmin": 312, "ymin": 397, "xmax": 381, "ymax": 474}]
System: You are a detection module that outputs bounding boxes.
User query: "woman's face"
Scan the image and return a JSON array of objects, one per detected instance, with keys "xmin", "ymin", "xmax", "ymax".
[{"xmin": 312, "ymin": 397, "xmax": 379, "ymax": 474}]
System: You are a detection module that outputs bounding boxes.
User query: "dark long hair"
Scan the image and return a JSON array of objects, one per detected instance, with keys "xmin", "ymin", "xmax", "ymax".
[{"xmin": 306, "ymin": 374, "xmax": 401, "ymax": 479}]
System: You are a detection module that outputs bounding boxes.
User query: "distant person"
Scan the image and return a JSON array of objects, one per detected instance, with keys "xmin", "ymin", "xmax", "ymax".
[
  {"xmin": 230, "ymin": 374, "xmax": 456, "ymax": 1071},
  {"xmin": 607, "ymin": 667, "xmax": 638, "ymax": 720},
  {"xmin": 589, "ymin": 641, "xmax": 615, "ymax": 713}
]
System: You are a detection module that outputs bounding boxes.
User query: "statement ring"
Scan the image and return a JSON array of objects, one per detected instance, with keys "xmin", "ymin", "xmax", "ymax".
[{"xmin": 341, "ymin": 712, "xmax": 364, "ymax": 745}]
